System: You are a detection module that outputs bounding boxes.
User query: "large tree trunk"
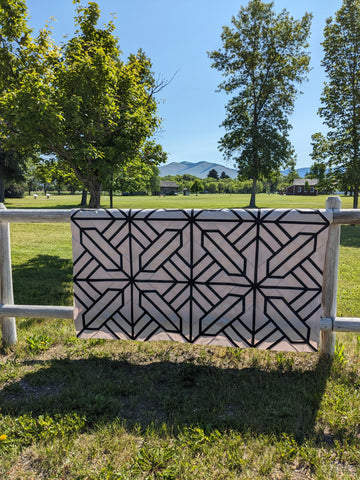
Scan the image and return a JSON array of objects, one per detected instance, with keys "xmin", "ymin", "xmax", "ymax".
[
  {"xmin": 249, "ymin": 178, "xmax": 257, "ymax": 208},
  {"xmin": 0, "ymin": 174, "xmax": 5, "ymax": 203},
  {"xmin": 88, "ymin": 179, "xmax": 102, "ymax": 208},
  {"xmin": 80, "ymin": 190, "xmax": 87, "ymax": 207},
  {"xmin": 354, "ymin": 184, "xmax": 359, "ymax": 209}
]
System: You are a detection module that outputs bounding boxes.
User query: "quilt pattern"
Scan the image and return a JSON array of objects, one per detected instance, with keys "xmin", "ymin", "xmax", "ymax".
[{"xmin": 70, "ymin": 208, "xmax": 331, "ymax": 352}]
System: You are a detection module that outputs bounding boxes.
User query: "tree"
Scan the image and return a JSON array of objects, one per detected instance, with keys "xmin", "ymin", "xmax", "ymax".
[
  {"xmin": 0, "ymin": 0, "xmax": 34, "ymax": 201},
  {"xmin": 33, "ymin": 160, "xmax": 53, "ymax": 195},
  {"xmin": 190, "ymin": 179, "xmax": 204, "ymax": 195},
  {"xmin": 0, "ymin": 1, "xmax": 165, "ymax": 208},
  {"xmin": 309, "ymin": 132, "xmax": 336, "ymax": 192},
  {"xmin": 307, "ymin": 162, "xmax": 327, "ymax": 182},
  {"xmin": 107, "ymin": 142, "xmax": 167, "ymax": 195},
  {"xmin": 0, "ymin": 150, "xmax": 27, "ymax": 201},
  {"xmin": 315, "ymin": 0, "xmax": 360, "ymax": 208},
  {"xmin": 208, "ymin": 0, "xmax": 312, "ymax": 207},
  {"xmin": 208, "ymin": 182, "xmax": 218, "ymax": 193},
  {"xmin": 25, "ymin": 165, "xmax": 41, "ymax": 196},
  {"xmin": 149, "ymin": 168, "xmax": 161, "ymax": 196},
  {"xmin": 264, "ymin": 170, "xmax": 282, "ymax": 193},
  {"xmin": 284, "ymin": 157, "xmax": 300, "ymax": 185},
  {"xmin": 220, "ymin": 171, "xmax": 230, "ymax": 179},
  {"xmin": 33, "ymin": 156, "xmax": 83, "ymax": 195},
  {"xmin": 207, "ymin": 168, "xmax": 219, "ymax": 179}
]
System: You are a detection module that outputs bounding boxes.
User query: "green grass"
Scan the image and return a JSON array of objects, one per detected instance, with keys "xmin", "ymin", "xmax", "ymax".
[
  {"xmin": 4, "ymin": 192, "xmax": 358, "ymax": 210},
  {"xmin": 0, "ymin": 193, "xmax": 360, "ymax": 479}
]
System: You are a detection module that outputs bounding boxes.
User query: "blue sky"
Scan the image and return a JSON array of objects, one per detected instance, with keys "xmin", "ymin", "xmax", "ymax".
[{"xmin": 26, "ymin": 0, "xmax": 342, "ymax": 169}]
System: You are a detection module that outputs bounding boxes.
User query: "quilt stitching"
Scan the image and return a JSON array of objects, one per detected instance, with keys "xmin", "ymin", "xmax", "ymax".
[{"xmin": 71, "ymin": 208, "xmax": 330, "ymax": 352}]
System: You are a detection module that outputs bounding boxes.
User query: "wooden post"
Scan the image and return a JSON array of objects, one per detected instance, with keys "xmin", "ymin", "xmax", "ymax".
[
  {"xmin": 0, "ymin": 203, "xmax": 17, "ymax": 345},
  {"xmin": 320, "ymin": 196, "xmax": 341, "ymax": 357}
]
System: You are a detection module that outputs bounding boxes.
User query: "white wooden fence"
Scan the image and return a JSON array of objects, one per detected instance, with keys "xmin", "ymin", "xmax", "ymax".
[{"xmin": 1, "ymin": 196, "xmax": 360, "ymax": 357}]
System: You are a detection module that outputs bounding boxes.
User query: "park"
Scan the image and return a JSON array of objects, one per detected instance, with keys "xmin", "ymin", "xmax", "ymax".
[
  {"xmin": 1, "ymin": 0, "xmax": 360, "ymax": 477},
  {"xmin": 0, "ymin": 192, "xmax": 359, "ymax": 479}
]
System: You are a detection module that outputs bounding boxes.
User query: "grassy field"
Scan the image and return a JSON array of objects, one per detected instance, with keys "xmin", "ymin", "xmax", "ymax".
[
  {"xmin": 4, "ymin": 192, "xmax": 357, "ymax": 210},
  {"xmin": 0, "ymin": 193, "xmax": 360, "ymax": 479}
]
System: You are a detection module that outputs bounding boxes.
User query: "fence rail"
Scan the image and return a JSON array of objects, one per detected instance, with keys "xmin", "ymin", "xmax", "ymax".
[
  {"xmin": 1, "ymin": 197, "xmax": 360, "ymax": 357},
  {"xmin": 0, "ymin": 208, "xmax": 360, "ymax": 224},
  {"xmin": 0, "ymin": 304, "xmax": 358, "ymax": 332}
]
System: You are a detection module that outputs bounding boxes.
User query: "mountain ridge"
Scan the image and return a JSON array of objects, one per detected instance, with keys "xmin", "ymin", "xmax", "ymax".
[{"xmin": 159, "ymin": 161, "xmax": 310, "ymax": 179}]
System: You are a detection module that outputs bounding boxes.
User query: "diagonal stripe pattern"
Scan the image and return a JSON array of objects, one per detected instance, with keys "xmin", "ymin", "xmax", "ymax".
[{"xmin": 70, "ymin": 208, "xmax": 331, "ymax": 352}]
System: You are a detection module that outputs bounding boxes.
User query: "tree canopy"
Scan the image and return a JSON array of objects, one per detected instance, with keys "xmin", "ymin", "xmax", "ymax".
[
  {"xmin": 312, "ymin": 0, "xmax": 360, "ymax": 208},
  {"xmin": 207, "ymin": 168, "xmax": 219, "ymax": 179},
  {"xmin": 0, "ymin": 0, "xmax": 166, "ymax": 207},
  {"xmin": 0, "ymin": 0, "xmax": 34, "ymax": 201},
  {"xmin": 208, "ymin": 0, "xmax": 312, "ymax": 207}
]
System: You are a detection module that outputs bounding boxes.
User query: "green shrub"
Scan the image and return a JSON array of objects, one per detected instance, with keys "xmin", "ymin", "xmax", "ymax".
[{"xmin": 5, "ymin": 183, "xmax": 25, "ymax": 198}]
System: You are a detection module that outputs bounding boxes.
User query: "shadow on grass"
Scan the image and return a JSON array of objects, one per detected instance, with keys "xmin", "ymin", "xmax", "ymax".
[
  {"xmin": 340, "ymin": 224, "xmax": 360, "ymax": 248},
  {"xmin": 0, "ymin": 355, "xmax": 332, "ymax": 443},
  {"xmin": 6, "ymin": 204, "xmax": 81, "ymax": 210},
  {"xmin": 7, "ymin": 203, "xmax": 107, "ymax": 210},
  {"xmin": 12, "ymin": 255, "xmax": 73, "ymax": 306}
]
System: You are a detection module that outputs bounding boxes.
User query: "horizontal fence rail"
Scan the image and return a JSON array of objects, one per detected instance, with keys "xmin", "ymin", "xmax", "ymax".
[
  {"xmin": 0, "ymin": 305, "xmax": 358, "ymax": 333},
  {"xmin": 320, "ymin": 317, "xmax": 360, "ymax": 332},
  {"xmin": 0, "ymin": 197, "xmax": 359, "ymax": 357},
  {"xmin": 0, "ymin": 208, "xmax": 360, "ymax": 224},
  {"xmin": 0, "ymin": 304, "xmax": 74, "ymax": 319},
  {"xmin": 0, "ymin": 209, "xmax": 72, "ymax": 223}
]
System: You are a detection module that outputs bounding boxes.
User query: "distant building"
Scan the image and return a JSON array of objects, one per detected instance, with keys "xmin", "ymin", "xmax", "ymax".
[
  {"xmin": 160, "ymin": 181, "xmax": 179, "ymax": 195},
  {"xmin": 286, "ymin": 179, "xmax": 319, "ymax": 196}
]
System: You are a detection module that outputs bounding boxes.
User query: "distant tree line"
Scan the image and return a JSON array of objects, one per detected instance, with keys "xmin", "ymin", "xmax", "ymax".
[
  {"xmin": 161, "ymin": 168, "xmax": 298, "ymax": 195},
  {"xmin": 4, "ymin": 162, "xmax": 161, "ymax": 199}
]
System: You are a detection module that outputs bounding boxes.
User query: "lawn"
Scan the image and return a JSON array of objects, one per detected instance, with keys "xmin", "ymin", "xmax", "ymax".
[
  {"xmin": 0, "ymin": 193, "xmax": 360, "ymax": 479},
  {"xmin": 4, "ymin": 191, "xmax": 357, "ymax": 210}
]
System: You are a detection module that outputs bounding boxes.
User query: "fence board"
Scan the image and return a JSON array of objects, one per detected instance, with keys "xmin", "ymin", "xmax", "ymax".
[{"xmin": 0, "ymin": 207, "xmax": 360, "ymax": 224}]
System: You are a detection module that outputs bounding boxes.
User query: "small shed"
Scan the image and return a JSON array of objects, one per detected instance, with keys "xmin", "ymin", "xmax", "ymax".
[
  {"xmin": 286, "ymin": 179, "xmax": 319, "ymax": 196},
  {"xmin": 160, "ymin": 181, "xmax": 179, "ymax": 195}
]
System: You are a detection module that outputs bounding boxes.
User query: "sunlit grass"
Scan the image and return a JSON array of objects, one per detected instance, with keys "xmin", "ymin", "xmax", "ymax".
[
  {"xmin": 0, "ymin": 193, "xmax": 359, "ymax": 479},
  {"xmin": 4, "ymin": 192, "xmax": 357, "ymax": 210}
]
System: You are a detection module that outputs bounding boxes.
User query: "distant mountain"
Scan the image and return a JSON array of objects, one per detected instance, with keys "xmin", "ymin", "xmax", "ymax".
[
  {"xmin": 160, "ymin": 161, "xmax": 311, "ymax": 179},
  {"xmin": 281, "ymin": 167, "xmax": 311, "ymax": 178},
  {"xmin": 159, "ymin": 161, "xmax": 238, "ymax": 179}
]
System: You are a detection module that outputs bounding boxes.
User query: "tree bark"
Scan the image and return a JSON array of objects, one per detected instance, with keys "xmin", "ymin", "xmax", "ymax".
[
  {"xmin": 88, "ymin": 179, "xmax": 102, "ymax": 208},
  {"xmin": 80, "ymin": 190, "xmax": 87, "ymax": 207},
  {"xmin": 0, "ymin": 174, "xmax": 5, "ymax": 203},
  {"xmin": 353, "ymin": 184, "xmax": 359, "ymax": 209},
  {"xmin": 249, "ymin": 178, "xmax": 257, "ymax": 208}
]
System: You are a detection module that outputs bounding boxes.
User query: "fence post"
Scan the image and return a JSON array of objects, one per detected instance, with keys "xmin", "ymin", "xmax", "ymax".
[
  {"xmin": 320, "ymin": 196, "xmax": 341, "ymax": 357},
  {"xmin": 0, "ymin": 203, "xmax": 17, "ymax": 345}
]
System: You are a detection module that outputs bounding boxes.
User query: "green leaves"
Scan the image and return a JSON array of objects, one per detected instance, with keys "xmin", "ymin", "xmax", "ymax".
[
  {"xmin": 317, "ymin": 0, "xmax": 360, "ymax": 208},
  {"xmin": 208, "ymin": 0, "xmax": 311, "ymax": 207},
  {"xmin": 0, "ymin": 1, "xmax": 165, "ymax": 208}
]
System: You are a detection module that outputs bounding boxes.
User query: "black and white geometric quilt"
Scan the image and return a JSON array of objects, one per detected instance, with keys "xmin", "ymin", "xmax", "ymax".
[{"xmin": 70, "ymin": 209, "xmax": 331, "ymax": 352}]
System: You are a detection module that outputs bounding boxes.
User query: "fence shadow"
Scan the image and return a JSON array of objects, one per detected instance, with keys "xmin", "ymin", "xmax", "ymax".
[
  {"xmin": 12, "ymin": 254, "xmax": 72, "ymax": 306},
  {"xmin": 340, "ymin": 224, "xmax": 360, "ymax": 248},
  {"xmin": 0, "ymin": 354, "xmax": 332, "ymax": 443}
]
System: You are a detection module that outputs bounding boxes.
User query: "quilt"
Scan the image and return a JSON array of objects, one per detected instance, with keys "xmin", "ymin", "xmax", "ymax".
[{"xmin": 70, "ymin": 208, "xmax": 331, "ymax": 352}]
